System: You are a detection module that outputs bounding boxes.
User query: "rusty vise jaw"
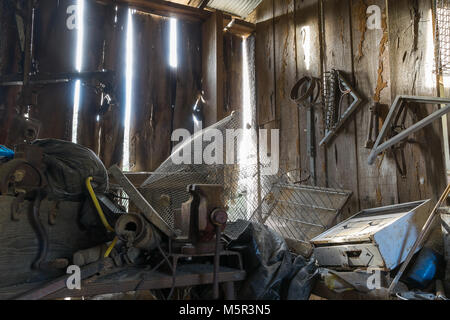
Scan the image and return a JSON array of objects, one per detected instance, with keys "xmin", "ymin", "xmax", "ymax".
[{"xmin": 177, "ymin": 184, "xmax": 227, "ymax": 254}]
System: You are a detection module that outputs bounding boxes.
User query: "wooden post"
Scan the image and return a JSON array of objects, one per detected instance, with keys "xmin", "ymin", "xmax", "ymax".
[{"xmin": 202, "ymin": 10, "xmax": 224, "ymax": 126}]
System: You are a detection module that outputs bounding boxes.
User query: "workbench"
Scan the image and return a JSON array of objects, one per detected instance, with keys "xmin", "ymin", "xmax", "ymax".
[{"xmin": 1, "ymin": 262, "xmax": 245, "ymax": 300}]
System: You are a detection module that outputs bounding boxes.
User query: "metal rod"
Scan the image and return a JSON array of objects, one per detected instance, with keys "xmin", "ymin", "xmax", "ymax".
[
  {"xmin": 0, "ymin": 70, "xmax": 114, "ymax": 87},
  {"xmin": 368, "ymin": 95, "xmax": 450, "ymax": 165},
  {"xmin": 19, "ymin": 0, "xmax": 36, "ymax": 113},
  {"xmin": 369, "ymin": 104, "xmax": 450, "ymax": 164},
  {"xmin": 212, "ymin": 225, "xmax": 221, "ymax": 300},
  {"xmin": 276, "ymin": 199, "xmax": 336, "ymax": 212}
]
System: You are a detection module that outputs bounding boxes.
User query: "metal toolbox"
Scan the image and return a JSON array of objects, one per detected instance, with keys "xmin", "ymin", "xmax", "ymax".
[{"xmin": 310, "ymin": 200, "xmax": 431, "ymax": 271}]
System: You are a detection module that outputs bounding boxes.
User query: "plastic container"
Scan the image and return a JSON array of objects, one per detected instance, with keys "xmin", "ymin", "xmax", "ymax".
[
  {"xmin": 0, "ymin": 145, "xmax": 14, "ymax": 159},
  {"xmin": 406, "ymin": 247, "xmax": 439, "ymax": 289}
]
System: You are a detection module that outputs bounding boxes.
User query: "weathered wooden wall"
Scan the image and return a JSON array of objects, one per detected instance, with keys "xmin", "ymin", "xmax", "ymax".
[
  {"xmin": 130, "ymin": 12, "xmax": 171, "ymax": 172},
  {"xmin": 223, "ymin": 32, "xmax": 243, "ymax": 116},
  {"xmin": 98, "ymin": 5, "xmax": 128, "ymax": 169},
  {"xmin": 173, "ymin": 19, "xmax": 202, "ymax": 133},
  {"xmin": 130, "ymin": 12, "xmax": 202, "ymax": 172},
  {"xmin": 202, "ymin": 11, "xmax": 224, "ymax": 126},
  {"xmin": 0, "ymin": 1, "xmax": 203, "ymax": 174},
  {"xmin": 76, "ymin": 0, "xmax": 108, "ymax": 152},
  {"xmin": 388, "ymin": 0, "xmax": 446, "ymax": 203},
  {"xmin": 31, "ymin": 0, "xmax": 77, "ymax": 141},
  {"xmin": 255, "ymin": 0, "xmax": 446, "ymax": 218},
  {"xmin": 0, "ymin": 1, "xmax": 21, "ymax": 145}
]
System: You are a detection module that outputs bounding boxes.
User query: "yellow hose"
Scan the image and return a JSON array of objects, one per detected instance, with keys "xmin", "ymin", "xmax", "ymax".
[
  {"xmin": 86, "ymin": 177, "xmax": 118, "ymax": 257},
  {"xmin": 85, "ymin": 177, "xmax": 114, "ymax": 232},
  {"xmin": 104, "ymin": 237, "xmax": 118, "ymax": 258}
]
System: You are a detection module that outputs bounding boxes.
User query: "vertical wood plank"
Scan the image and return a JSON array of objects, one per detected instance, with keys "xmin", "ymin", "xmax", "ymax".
[
  {"xmin": 0, "ymin": 1, "xmax": 21, "ymax": 145},
  {"xmin": 388, "ymin": 0, "xmax": 446, "ymax": 202},
  {"xmin": 130, "ymin": 12, "xmax": 171, "ymax": 172},
  {"xmin": 98, "ymin": 5, "xmax": 127, "ymax": 169},
  {"xmin": 294, "ymin": 0, "xmax": 326, "ymax": 185},
  {"xmin": 322, "ymin": 0, "xmax": 360, "ymax": 216},
  {"xmin": 255, "ymin": 0, "xmax": 277, "ymax": 129},
  {"xmin": 350, "ymin": 0, "xmax": 398, "ymax": 209},
  {"xmin": 76, "ymin": 0, "xmax": 108, "ymax": 152},
  {"xmin": 223, "ymin": 32, "xmax": 243, "ymax": 116},
  {"xmin": 173, "ymin": 20, "xmax": 202, "ymax": 134},
  {"xmin": 31, "ymin": 0, "xmax": 77, "ymax": 141},
  {"xmin": 274, "ymin": 0, "xmax": 299, "ymax": 179},
  {"xmin": 202, "ymin": 11, "xmax": 224, "ymax": 126}
]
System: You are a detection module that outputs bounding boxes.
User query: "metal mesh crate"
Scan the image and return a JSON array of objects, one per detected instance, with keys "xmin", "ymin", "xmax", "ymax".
[
  {"xmin": 136, "ymin": 111, "xmax": 352, "ymax": 247},
  {"xmin": 436, "ymin": 0, "xmax": 450, "ymax": 75}
]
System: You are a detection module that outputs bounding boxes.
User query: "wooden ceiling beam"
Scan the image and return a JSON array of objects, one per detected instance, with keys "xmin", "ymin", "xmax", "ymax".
[
  {"xmin": 95, "ymin": 0, "xmax": 209, "ymax": 21},
  {"xmin": 223, "ymin": 15, "xmax": 255, "ymax": 37},
  {"xmin": 95, "ymin": 0, "xmax": 255, "ymax": 36}
]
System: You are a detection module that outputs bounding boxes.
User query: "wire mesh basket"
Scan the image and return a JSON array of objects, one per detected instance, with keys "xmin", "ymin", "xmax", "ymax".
[{"xmin": 137, "ymin": 111, "xmax": 352, "ymax": 247}]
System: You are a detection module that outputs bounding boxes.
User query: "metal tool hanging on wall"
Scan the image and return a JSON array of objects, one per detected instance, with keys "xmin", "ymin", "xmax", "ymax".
[
  {"xmin": 320, "ymin": 69, "xmax": 363, "ymax": 146},
  {"xmin": 367, "ymin": 96, "xmax": 450, "ymax": 171},
  {"xmin": 290, "ymin": 76, "xmax": 322, "ymax": 185},
  {"xmin": 365, "ymin": 102, "xmax": 382, "ymax": 149}
]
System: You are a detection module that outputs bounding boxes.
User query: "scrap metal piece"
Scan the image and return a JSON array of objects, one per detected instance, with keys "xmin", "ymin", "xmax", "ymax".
[
  {"xmin": 396, "ymin": 291, "xmax": 440, "ymax": 300},
  {"xmin": 320, "ymin": 70, "xmax": 363, "ymax": 146},
  {"xmin": 108, "ymin": 165, "xmax": 175, "ymax": 238},
  {"xmin": 368, "ymin": 95, "xmax": 450, "ymax": 165}
]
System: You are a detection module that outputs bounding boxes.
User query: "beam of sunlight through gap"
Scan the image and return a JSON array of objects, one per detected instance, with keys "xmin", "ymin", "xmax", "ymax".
[
  {"xmin": 169, "ymin": 18, "xmax": 178, "ymax": 68},
  {"xmin": 239, "ymin": 37, "xmax": 257, "ymax": 219},
  {"xmin": 123, "ymin": 9, "xmax": 134, "ymax": 171},
  {"xmin": 72, "ymin": 0, "xmax": 85, "ymax": 143},
  {"xmin": 239, "ymin": 37, "xmax": 255, "ymax": 165}
]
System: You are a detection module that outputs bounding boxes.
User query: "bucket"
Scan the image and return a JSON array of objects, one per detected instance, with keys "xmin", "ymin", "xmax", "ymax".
[{"xmin": 406, "ymin": 247, "xmax": 439, "ymax": 289}]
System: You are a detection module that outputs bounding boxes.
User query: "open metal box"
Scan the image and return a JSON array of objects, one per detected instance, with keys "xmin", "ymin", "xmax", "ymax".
[{"xmin": 310, "ymin": 200, "xmax": 431, "ymax": 271}]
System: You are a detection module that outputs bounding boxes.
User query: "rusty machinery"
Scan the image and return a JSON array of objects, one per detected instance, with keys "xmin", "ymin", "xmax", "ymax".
[
  {"xmin": 106, "ymin": 166, "xmax": 243, "ymax": 300},
  {"xmin": 178, "ymin": 185, "xmax": 228, "ymax": 299},
  {"xmin": 0, "ymin": 0, "xmax": 236, "ymax": 299},
  {"xmin": 177, "ymin": 184, "xmax": 227, "ymax": 255},
  {"xmin": 0, "ymin": 142, "xmax": 71, "ymax": 271},
  {"xmin": 113, "ymin": 183, "xmax": 231, "ymax": 299},
  {"xmin": 4, "ymin": 164, "xmax": 243, "ymax": 300}
]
